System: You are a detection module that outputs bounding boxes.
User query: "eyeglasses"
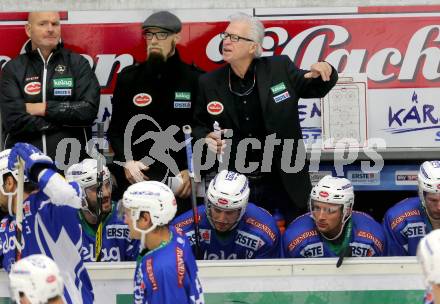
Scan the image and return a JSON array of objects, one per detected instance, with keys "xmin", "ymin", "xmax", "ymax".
[
  {"xmin": 144, "ymin": 31, "xmax": 171, "ymax": 40},
  {"xmin": 311, "ymin": 204, "xmax": 342, "ymax": 215},
  {"xmin": 220, "ymin": 32, "xmax": 254, "ymax": 42}
]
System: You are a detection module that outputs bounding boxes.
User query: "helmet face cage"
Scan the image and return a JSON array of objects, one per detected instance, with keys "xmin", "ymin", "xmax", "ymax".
[
  {"xmin": 309, "ymin": 175, "xmax": 354, "ymax": 224},
  {"xmin": 205, "ymin": 170, "xmax": 250, "ymax": 231},
  {"xmin": 417, "ymin": 230, "xmax": 440, "ymax": 286},
  {"xmin": 418, "ymin": 161, "xmax": 440, "ymax": 208},
  {"xmin": 9, "ymin": 254, "xmax": 64, "ymax": 304}
]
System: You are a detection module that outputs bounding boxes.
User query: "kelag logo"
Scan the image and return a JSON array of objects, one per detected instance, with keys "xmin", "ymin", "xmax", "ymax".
[{"xmin": 386, "ymin": 91, "xmax": 440, "ymax": 141}]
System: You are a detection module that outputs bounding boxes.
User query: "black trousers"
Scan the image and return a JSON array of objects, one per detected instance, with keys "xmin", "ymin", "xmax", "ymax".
[{"xmin": 247, "ymin": 172, "xmax": 306, "ymax": 225}]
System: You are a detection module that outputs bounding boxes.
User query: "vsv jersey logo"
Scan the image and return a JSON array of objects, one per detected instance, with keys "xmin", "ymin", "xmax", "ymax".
[
  {"xmin": 1, "ymin": 234, "xmax": 19, "ymax": 254},
  {"xmin": 80, "ymin": 243, "xmax": 121, "ymax": 262},
  {"xmin": 203, "ymin": 250, "xmax": 237, "ymax": 260}
]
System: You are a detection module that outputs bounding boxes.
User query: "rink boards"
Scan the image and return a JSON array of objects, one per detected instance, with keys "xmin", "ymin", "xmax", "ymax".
[{"xmin": 0, "ymin": 257, "xmax": 425, "ymax": 303}]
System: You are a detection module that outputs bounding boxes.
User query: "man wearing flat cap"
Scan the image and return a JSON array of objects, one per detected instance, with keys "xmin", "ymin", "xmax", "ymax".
[{"xmin": 108, "ymin": 11, "xmax": 202, "ymax": 215}]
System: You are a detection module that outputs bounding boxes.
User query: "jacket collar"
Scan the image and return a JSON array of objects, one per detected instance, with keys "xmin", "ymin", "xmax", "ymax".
[{"xmin": 24, "ymin": 39, "xmax": 64, "ymax": 59}]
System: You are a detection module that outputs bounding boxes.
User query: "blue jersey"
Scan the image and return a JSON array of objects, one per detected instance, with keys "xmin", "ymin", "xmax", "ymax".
[
  {"xmin": 283, "ymin": 211, "xmax": 386, "ymax": 258},
  {"xmin": 171, "ymin": 203, "xmax": 280, "ymax": 260},
  {"xmin": 79, "ymin": 203, "xmax": 140, "ymax": 262},
  {"xmin": 133, "ymin": 226, "xmax": 204, "ymax": 304},
  {"xmin": 0, "ymin": 190, "xmax": 94, "ymax": 304},
  {"xmin": 382, "ymin": 197, "xmax": 430, "ymax": 256},
  {"xmin": 424, "ymin": 286, "xmax": 433, "ymax": 304}
]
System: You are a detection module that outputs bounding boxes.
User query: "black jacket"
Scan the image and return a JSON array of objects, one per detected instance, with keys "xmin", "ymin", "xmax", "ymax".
[
  {"xmin": 193, "ymin": 55, "xmax": 338, "ymax": 209},
  {"xmin": 0, "ymin": 41, "xmax": 100, "ymax": 161},
  {"xmin": 107, "ymin": 51, "xmax": 202, "ymax": 182}
]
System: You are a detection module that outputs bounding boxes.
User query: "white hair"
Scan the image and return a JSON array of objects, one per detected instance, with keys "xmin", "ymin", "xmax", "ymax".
[{"xmin": 229, "ymin": 12, "xmax": 265, "ymax": 57}]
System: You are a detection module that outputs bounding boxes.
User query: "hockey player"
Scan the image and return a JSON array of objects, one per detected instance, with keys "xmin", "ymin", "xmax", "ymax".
[
  {"xmin": 0, "ymin": 143, "xmax": 93, "ymax": 303},
  {"xmin": 66, "ymin": 159, "xmax": 139, "ymax": 262},
  {"xmin": 283, "ymin": 175, "xmax": 386, "ymax": 258},
  {"xmin": 417, "ymin": 229, "xmax": 440, "ymax": 304},
  {"xmin": 122, "ymin": 181, "xmax": 204, "ymax": 304},
  {"xmin": 383, "ymin": 160, "xmax": 440, "ymax": 256},
  {"xmin": 9, "ymin": 254, "xmax": 64, "ymax": 304},
  {"xmin": 172, "ymin": 170, "xmax": 280, "ymax": 260}
]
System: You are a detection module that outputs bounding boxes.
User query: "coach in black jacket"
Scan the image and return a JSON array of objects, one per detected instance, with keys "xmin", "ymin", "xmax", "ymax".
[
  {"xmin": 0, "ymin": 12, "xmax": 100, "ymax": 165},
  {"xmin": 193, "ymin": 13, "xmax": 338, "ymax": 223}
]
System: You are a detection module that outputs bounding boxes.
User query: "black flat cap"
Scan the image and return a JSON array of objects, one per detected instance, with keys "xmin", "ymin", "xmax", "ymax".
[{"xmin": 142, "ymin": 11, "xmax": 182, "ymax": 33}]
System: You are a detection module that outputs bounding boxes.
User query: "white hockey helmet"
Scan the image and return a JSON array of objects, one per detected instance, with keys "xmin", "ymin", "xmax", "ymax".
[
  {"xmin": 122, "ymin": 181, "xmax": 177, "ymax": 236},
  {"xmin": 65, "ymin": 158, "xmax": 111, "ymax": 190},
  {"xmin": 417, "ymin": 229, "xmax": 440, "ymax": 286},
  {"xmin": 418, "ymin": 161, "xmax": 440, "ymax": 208},
  {"xmin": 206, "ymin": 170, "xmax": 250, "ymax": 230},
  {"xmin": 310, "ymin": 175, "xmax": 354, "ymax": 222},
  {"xmin": 9, "ymin": 254, "xmax": 64, "ymax": 304}
]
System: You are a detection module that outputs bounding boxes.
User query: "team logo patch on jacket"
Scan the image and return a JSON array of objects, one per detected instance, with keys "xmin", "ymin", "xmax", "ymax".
[
  {"xmin": 55, "ymin": 64, "xmax": 67, "ymax": 74},
  {"xmin": 24, "ymin": 82, "xmax": 41, "ymax": 95},
  {"xmin": 207, "ymin": 101, "xmax": 223, "ymax": 115},
  {"xmin": 133, "ymin": 93, "xmax": 152, "ymax": 107}
]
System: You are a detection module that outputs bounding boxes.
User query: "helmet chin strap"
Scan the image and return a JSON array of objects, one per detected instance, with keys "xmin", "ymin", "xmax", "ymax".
[
  {"xmin": 320, "ymin": 215, "xmax": 351, "ymax": 241},
  {"xmin": 7, "ymin": 194, "xmax": 14, "ymax": 216},
  {"xmin": 133, "ymin": 217, "xmax": 157, "ymax": 249}
]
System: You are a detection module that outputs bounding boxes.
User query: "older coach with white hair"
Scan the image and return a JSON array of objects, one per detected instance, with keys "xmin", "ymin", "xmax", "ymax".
[{"xmin": 193, "ymin": 12, "xmax": 338, "ymax": 224}]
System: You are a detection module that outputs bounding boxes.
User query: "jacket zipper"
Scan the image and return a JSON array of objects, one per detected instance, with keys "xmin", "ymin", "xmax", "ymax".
[{"xmin": 37, "ymin": 49, "xmax": 53, "ymax": 155}]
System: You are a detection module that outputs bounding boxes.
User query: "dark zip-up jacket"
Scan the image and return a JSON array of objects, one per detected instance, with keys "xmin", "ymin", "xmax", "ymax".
[
  {"xmin": 107, "ymin": 51, "xmax": 202, "ymax": 182},
  {"xmin": 0, "ymin": 41, "xmax": 100, "ymax": 161}
]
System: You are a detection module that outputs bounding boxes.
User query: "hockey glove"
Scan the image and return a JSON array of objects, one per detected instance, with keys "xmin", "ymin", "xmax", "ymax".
[{"xmin": 8, "ymin": 142, "xmax": 57, "ymax": 181}]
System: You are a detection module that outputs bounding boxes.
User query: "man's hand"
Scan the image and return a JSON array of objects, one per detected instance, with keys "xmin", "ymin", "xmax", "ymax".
[
  {"xmin": 174, "ymin": 170, "xmax": 191, "ymax": 199},
  {"xmin": 25, "ymin": 103, "xmax": 46, "ymax": 116},
  {"xmin": 304, "ymin": 62, "xmax": 333, "ymax": 81},
  {"xmin": 124, "ymin": 160, "xmax": 149, "ymax": 184},
  {"xmin": 205, "ymin": 131, "xmax": 227, "ymax": 154}
]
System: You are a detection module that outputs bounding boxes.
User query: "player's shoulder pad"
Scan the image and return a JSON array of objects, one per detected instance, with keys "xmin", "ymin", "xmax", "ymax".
[
  {"xmin": 243, "ymin": 206, "xmax": 278, "ymax": 243},
  {"xmin": 172, "ymin": 208, "xmax": 203, "ymax": 231},
  {"xmin": 352, "ymin": 211, "xmax": 383, "ymax": 232},
  {"xmin": 385, "ymin": 197, "xmax": 422, "ymax": 220},
  {"xmin": 284, "ymin": 219, "xmax": 320, "ymax": 253},
  {"xmin": 352, "ymin": 210, "xmax": 377, "ymax": 222},
  {"xmin": 288, "ymin": 212, "xmax": 314, "ymax": 227},
  {"xmin": 172, "ymin": 215, "xmax": 194, "ymax": 230}
]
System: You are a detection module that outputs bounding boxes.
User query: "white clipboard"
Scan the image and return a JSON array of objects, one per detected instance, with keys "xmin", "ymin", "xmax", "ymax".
[{"xmin": 321, "ymin": 74, "xmax": 368, "ymax": 150}]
